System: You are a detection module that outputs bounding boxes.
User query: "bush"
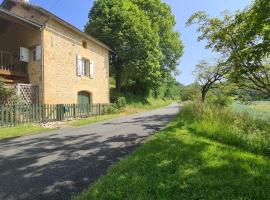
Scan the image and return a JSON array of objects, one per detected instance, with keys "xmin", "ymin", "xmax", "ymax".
[
  {"xmin": 179, "ymin": 102, "xmax": 270, "ymax": 156},
  {"xmin": 0, "ymin": 79, "xmax": 23, "ymax": 105},
  {"xmin": 116, "ymin": 97, "xmax": 126, "ymax": 109},
  {"xmin": 104, "ymin": 104, "xmax": 119, "ymax": 114},
  {"xmin": 181, "ymin": 84, "xmax": 201, "ymax": 102}
]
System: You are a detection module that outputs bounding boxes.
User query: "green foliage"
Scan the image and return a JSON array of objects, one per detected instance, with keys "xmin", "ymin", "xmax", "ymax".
[
  {"xmin": 116, "ymin": 97, "xmax": 126, "ymax": 109},
  {"xmin": 206, "ymin": 84, "xmax": 233, "ymax": 107},
  {"xmin": 85, "ymin": 0, "xmax": 183, "ymax": 94},
  {"xmin": 0, "ymin": 79, "xmax": 22, "ymax": 105},
  {"xmin": 180, "ymin": 83, "xmax": 201, "ymax": 102},
  {"xmin": 193, "ymin": 59, "xmax": 228, "ymax": 102},
  {"xmin": 180, "ymin": 102, "xmax": 270, "ymax": 156},
  {"xmin": 0, "ymin": 79, "xmax": 14, "ymax": 105},
  {"xmin": 187, "ymin": 0, "xmax": 270, "ymax": 96},
  {"xmin": 151, "ymin": 78, "xmax": 182, "ymax": 100},
  {"xmin": 75, "ymin": 109, "xmax": 270, "ymax": 200},
  {"xmin": 104, "ymin": 104, "xmax": 120, "ymax": 114}
]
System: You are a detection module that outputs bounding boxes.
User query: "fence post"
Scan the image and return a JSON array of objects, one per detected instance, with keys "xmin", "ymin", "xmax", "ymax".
[
  {"xmin": 56, "ymin": 104, "xmax": 64, "ymax": 121},
  {"xmin": 14, "ymin": 105, "xmax": 17, "ymax": 126},
  {"xmin": 73, "ymin": 104, "xmax": 76, "ymax": 118}
]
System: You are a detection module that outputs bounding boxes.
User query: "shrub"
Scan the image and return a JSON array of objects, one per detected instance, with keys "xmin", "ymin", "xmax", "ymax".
[
  {"xmin": 181, "ymin": 84, "xmax": 201, "ymax": 102},
  {"xmin": 116, "ymin": 97, "xmax": 126, "ymax": 109},
  {"xmin": 0, "ymin": 79, "xmax": 22, "ymax": 105},
  {"xmin": 105, "ymin": 104, "xmax": 119, "ymax": 114}
]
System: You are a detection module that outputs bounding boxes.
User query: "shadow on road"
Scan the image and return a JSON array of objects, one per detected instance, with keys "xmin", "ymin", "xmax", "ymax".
[{"xmin": 0, "ymin": 104, "xmax": 179, "ymax": 200}]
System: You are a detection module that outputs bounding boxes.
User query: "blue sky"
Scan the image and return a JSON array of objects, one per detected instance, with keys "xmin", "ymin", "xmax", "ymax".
[{"xmin": 0, "ymin": 0, "xmax": 252, "ymax": 85}]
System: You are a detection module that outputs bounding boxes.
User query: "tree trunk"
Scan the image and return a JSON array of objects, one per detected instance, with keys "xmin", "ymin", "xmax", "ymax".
[
  {"xmin": 201, "ymin": 89, "xmax": 207, "ymax": 103},
  {"xmin": 115, "ymin": 64, "xmax": 123, "ymax": 92}
]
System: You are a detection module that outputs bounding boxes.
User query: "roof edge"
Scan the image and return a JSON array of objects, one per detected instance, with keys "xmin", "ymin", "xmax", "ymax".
[
  {"xmin": 1, "ymin": 0, "xmax": 112, "ymax": 52},
  {"xmin": 48, "ymin": 14, "xmax": 112, "ymax": 52},
  {"xmin": 0, "ymin": 7, "xmax": 42, "ymax": 28}
]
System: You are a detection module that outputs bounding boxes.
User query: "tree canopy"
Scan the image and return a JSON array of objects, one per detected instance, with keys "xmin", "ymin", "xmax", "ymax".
[
  {"xmin": 187, "ymin": 0, "xmax": 270, "ymax": 96},
  {"xmin": 193, "ymin": 60, "xmax": 228, "ymax": 102},
  {"xmin": 85, "ymin": 0, "xmax": 183, "ymax": 95}
]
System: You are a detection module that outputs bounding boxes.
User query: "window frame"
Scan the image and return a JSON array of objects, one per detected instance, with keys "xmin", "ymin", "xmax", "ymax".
[{"xmin": 77, "ymin": 56, "xmax": 90, "ymax": 77}]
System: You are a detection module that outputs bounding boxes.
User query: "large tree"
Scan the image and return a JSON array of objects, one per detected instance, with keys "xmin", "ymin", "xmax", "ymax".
[
  {"xmin": 132, "ymin": 0, "xmax": 184, "ymax": 78},
  {"xmin": 193, "ymin": 60, "xmax": 228, "ymax": 102},
  {"xmin": 85, "ymin": 0, "xmax": 183, "ymax": 94},
  {"xmin": 187, "ymin": 0, "xmax": 270, "ymax": 96}
]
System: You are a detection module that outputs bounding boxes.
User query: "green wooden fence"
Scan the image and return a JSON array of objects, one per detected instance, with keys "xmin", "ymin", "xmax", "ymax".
[{"xmin": 0, "ymin": 103, "xmax": 111, "ymax": 127}]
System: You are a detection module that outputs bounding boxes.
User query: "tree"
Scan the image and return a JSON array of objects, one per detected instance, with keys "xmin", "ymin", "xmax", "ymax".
[
  {"xmin": 193, "ymin": 60, "xmax": 227, "ymax": 102},
  {"xmin": 85, "ymin": 0, "xmax": 183, "ymax": 94},
  {"xmin": 131, "ymin": 0, "xmax": 184, "ymax": 79},
  {"xmin": 186, "ymin": 0, "xmax": 270, "ymax": 96}
]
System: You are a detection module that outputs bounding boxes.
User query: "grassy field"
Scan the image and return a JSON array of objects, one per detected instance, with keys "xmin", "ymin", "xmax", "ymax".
[
  {"xmin": 233, "ymin": 101, "xmax": 270, "ymax": 120},
  {"xmin": 0, "ymin": 125, "xmax": 52, "ymax": 139},
  {"xmin": 75, "ymin": 106, "xmax": 270, "ymax": 200}
]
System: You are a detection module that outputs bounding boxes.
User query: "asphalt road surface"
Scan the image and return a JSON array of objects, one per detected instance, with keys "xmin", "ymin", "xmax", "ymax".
[{"xmin": 0, "ymin": 104, "xmax": 180, "ymax": 200}]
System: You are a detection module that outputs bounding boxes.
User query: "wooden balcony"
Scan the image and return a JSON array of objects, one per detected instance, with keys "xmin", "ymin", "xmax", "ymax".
[{"xmin": 0, "ymin": 50, "xmax": 27, "ymax": 79}]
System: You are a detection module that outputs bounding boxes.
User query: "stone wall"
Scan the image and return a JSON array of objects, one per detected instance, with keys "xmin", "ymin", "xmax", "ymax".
[{"xmin": 42, "ymin": 21, "xmax": 109, "ymax": 104}]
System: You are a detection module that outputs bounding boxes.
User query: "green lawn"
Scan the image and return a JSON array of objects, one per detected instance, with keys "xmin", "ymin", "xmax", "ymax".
[
  {"xmin": 75, "ymin": 112, "xmax": 270, "ymax": 200},
  {"xmin": 0, "ymin": 125, "xmax": 52, "ymax": 139}
]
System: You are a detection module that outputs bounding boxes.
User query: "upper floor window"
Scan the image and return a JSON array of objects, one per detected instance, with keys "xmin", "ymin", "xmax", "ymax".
[
  {"xmin": 31, "ymin": 45, "xmax": 41, "ymax": 61},
  {"xmin": 76, "ymin": 55, "xmax": 94, "ymax": 78},
  {"xmin": 82, "ymin": 41, "xmax": 87, "ymax": 49}
]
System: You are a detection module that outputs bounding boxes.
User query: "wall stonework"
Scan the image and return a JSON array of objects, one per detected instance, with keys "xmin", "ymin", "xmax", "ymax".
[{"xmin": 43, "ymin": 21, "xmax": 110, "ymax": 104}]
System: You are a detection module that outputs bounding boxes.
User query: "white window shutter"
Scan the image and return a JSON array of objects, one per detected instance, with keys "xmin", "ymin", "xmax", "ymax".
[
  {"xmin": 90, "ymin": 60, "xmax": 94, "ymax": 79},
  {"xmin": 20, "ymin": 47, "xmax": 30, "ymax": 62},
  {"xmin": 82, "ymin": 60, "xmax": 85, "ymax": 76},
  {"xmin": 77, "ymin": 55, "xmax": 82, "ymax": 76},
  {"xmin": 36, "ymin": 45, "xmax": 42, "ymax": 60}
]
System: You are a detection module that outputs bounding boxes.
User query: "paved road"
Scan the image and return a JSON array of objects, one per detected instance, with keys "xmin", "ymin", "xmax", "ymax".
[{"xmin": 0, "ymin": 104, "xmax": 180, "ymax": 200}]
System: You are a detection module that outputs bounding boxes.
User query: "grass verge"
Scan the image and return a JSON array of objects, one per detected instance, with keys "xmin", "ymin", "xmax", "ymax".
[
  {"xmin": 68, "ymin": 99, "xmax": 173, "ymax": 127},
  {"xmin": 67, "ymin": 114, "xmax": 123, "ymax": 126},
  {"xmin": 0, "ymin": 125, "xmax": 52, "ymax": 139},
  {"xmin": 75, "ymin": 110, "xmax": 270, "ymax": 200},
  {"xmin": 0, "ymin": 99, "xmax": 174, "ymax": 138}
]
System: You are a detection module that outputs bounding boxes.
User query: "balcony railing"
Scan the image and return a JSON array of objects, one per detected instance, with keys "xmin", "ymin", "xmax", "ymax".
[{"xmin": 0, "ymin": 51, "xmax": 27, "ymax": 77}]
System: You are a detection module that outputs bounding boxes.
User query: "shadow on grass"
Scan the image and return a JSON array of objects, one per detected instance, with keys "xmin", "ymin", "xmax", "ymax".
[{"xmin": 79, "ymin": 121, "xmax": 270, "ymax": 200}]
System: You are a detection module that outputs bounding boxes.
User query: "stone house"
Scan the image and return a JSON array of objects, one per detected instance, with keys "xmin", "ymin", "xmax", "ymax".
[{"xmin": 0, "ymin": 0, "xmax": 110, "ymax": 105}]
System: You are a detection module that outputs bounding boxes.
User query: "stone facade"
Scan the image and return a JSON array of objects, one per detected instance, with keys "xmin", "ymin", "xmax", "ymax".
[
  {"xmin": 3, "ymin": 0, "xmax": 110, "ymax": 104},
  {"xmin": 43, "ymin": 21, "xmax": 110, "ymax": 104}
]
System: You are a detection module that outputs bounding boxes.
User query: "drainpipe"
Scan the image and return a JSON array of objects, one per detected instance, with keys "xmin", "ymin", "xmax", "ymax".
[
  {"xmin": 40, "ymin": 16, "xmax": 51, "ymax": 104},
  {"xmin": 40, "ymin": 28, "xmax": 44, "ymax": 104}
]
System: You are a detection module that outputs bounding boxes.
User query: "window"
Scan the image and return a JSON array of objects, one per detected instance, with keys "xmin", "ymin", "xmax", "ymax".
[
  {"xmin": 82, "ymin": 41, "xmax": 87, "ymax": 49},
  {"xmin": 31, "ymin": 45, "xmax": 41, "ymax": 61},
  {"xmin": 76, "ymin": 55, "xmax": 91, "ymax": 77},
  {"xmin": 32, "ymin": 48, "xmax": 37, "ymax": 61}
]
